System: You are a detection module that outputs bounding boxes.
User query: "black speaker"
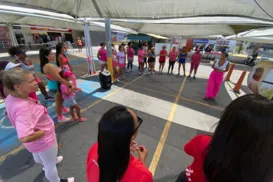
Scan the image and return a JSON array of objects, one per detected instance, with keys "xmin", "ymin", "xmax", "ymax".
[{"xmin": 99, "ymin": 70, "xmax": 112, "ymax": 89}]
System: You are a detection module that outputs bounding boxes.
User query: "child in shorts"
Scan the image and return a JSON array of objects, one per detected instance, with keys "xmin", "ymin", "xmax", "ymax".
[{"xmin": 59, "ymin": 71, "xmax": 87, "ymax": 122}]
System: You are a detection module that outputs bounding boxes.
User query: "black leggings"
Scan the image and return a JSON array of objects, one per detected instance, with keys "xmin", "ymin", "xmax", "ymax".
[
  {"xmin": 127, "ymin": 62, "xmax": 133, "ymax": 70},
  {"xmin": 175, "ymin": 171, "xmax": 187, "ymax": 182},
  {"xmin": 168, "ymin": 61, "xmax": 175, "ymax": 72}
]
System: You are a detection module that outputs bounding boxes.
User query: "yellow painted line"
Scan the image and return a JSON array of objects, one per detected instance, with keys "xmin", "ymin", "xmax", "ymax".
[
  {"xmin": 124, "ymin": 82, "xmax": 224, "ymax": 111},
  {"xmin": 149, "ymin": 77, "xmax": 187, "ymax": 176},
  {"xmin": 0, "ymin": 75, "xmax": 144, "ymax": 163},
  {"xmin": 180, "ymin": 96, "xmax": 224, "ymax": 110}
]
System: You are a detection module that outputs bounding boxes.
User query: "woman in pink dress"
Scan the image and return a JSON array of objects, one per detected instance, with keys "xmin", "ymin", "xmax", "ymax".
[
  {"xmin": 204, "ymin": 52, "xmax": 230, "ymax": 100},
  {"xmin": 137, "ymin": 44, "xmax": 145, "ymax": 74},
  {"xmin": 3, "ymin": 68, "xmax": 74, "ymax": 182},
  {"xmin": 189, "ymin": 50, "xmax": 202, "ymax": 79},
  {"xmin": 127, "ymin": 42, "xmax": 135, "ymax": 72},
  {"xmin": 97, "ymin": 43, "xmax": 107, "ymax": 72}
]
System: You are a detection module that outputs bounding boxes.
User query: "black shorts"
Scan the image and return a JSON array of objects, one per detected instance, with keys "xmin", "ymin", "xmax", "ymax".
[{"xmin": 148, "ymin": 57, "xmax": 155, "ymax": 63}]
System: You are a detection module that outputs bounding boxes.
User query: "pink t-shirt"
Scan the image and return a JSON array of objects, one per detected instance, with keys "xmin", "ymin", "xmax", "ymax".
[
  {"xmin": 169, "ymin": 51, "xmax": 178, "ymax": 61},
  {"xmin": 138, "ymin": 49, "xmax": 145, "ymax": 62},
  {"xmin": 192, "ymin": 53, "xmax": 202, "ymax": 64},
  {"xmin": 98, "ymin": 48, "xmax": 107, "ymax": 62},
  {"xmin": 128, "ymin": 47, "xmax": 135, "ymax": 59},
  {"xmin": 60, "ymin": 84, "xmax": 75, "ymax": 99},
  {"xmin": 5, "ymin": 95, "xmax": 56, "ymax": 153}
]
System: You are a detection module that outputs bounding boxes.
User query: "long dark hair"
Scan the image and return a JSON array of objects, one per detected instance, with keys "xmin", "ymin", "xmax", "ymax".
[
  {"xmin": 39, "ymin": 47, "xmax": 51, "ymax": 74},
  {"xmin": 98, "ymin": 106, "xmax": 135, "ymax": 182},
  {"xmin": 56, "ymin": 43, "xmax": 72, "ymax": 70},
  {"xmin": 204, "ymin": 94, "xmax": 273, "ymax": 182},
  {"xmin": 8, "ymin": 46, "xmax": 20, "ymax": 57}
]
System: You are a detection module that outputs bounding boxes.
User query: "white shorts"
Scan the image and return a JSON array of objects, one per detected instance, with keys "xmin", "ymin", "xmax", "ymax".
[
  {"xmin": 65, "ymin": 96, "xmax": 77, "ymax": 107},
  {"xmin": 100, "ymin": 60, "xmax": 107, "ymax": 65}
]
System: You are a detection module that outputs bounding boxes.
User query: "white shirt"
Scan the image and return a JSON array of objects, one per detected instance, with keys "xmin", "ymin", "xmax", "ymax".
[
  {"xmin": 214, "ymin": 59, "xmax": 229, "ymax": 71},
  {"xmin": 117, "ymin": 51, "xmax": 125, "ymax": 64}
]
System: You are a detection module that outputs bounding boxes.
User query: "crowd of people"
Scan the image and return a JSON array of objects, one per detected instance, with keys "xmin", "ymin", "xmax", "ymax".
[
  {"xmin": 97, "ymin": 42, "xmax": 229, "ymax": 99},
  {"xmin": 1, "ymin": 42, "xmax": 271, "ymax": 182}
]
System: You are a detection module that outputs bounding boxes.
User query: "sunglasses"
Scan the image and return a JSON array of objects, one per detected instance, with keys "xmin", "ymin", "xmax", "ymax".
[{"xmin": 133, "ymin": 116, "xmax": 143, "ymax": 134}]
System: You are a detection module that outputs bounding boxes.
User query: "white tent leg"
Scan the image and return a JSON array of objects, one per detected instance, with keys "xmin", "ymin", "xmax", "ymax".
[
  {"xmin": 7, "ymin": 24, "xmax": 18, "ymax": 47},
  {"xmin": 83, "ymin": 20, "xmax": 95, "ymax": 75}
]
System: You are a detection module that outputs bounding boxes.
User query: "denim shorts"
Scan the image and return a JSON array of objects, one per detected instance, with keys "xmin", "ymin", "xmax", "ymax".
[{"xmin": 65, "ymin": 96, "xmax": 77, "ymax": 107}]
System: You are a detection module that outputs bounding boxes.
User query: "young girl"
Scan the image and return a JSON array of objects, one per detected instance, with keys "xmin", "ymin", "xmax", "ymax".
[
  {"xmin": 137, "ymin": 44, "xmax": 145, "ymax": 75},
  {"xmin": 159, "ymin": 46, "xmax": 168, "ymax": 73},
  {"xmin": 117, "ymin": 45, "xmax": 125, "ymax": 80},
  {"xmin": 177, "ymin": 47, "xmax": 188, "ymax": 76},
  {"xmin": 112, "ymin": 48, "xmax": 120, "ymax": 82},
  {"xmin": 59, "ymin": 71, "xmax": 87, "ymax": 122},
  {"xmin": 147, "ymin": 46, "xmax": 156, "ymax": 74},
  {"xmin": 127, "ymin": 42, "xmax": 135, "ymax": 72}
]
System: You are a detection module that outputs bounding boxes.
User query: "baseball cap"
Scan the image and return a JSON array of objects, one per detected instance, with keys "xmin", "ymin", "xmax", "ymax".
[
  {"xmin": 4, "ymin": 62, "xmax": 21, "ymax": 70},
  {"xmin": 16, "ymin": 49, "xmax": 27, "ymax": 55}
]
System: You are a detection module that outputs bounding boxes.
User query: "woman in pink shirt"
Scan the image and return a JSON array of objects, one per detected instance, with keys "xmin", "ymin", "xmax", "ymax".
[
  {"xmin": 189, "ymin": 50, "xmax": 202, "ymax": 79},
  {"xmin": 97, "ymin": 43, "xmax": 107, "ymax": 72},
  {"xmin": 138, "ymin": 44, "xmax": 145, "ymax": 74},
  {"xmin": 127, "ymin": 42, "xmax": 135, "ymax": 72},
  {"xmin": 168, "ymin": 47, "xmax": 178, "ymax": 74},
  {"xmin": 3, "ymin": 69, "xmax": 74, "ymax": 182}
]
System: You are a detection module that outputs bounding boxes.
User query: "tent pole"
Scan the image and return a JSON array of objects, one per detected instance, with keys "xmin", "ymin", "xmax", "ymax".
[
  {"xmin": 105, "ymin": 18, "xmax": 114, "ymax": 82},
  {"xmin": 83, "ymin": 19, "xmax": 94, "ymax": 75},
  {"xmin": 7, "ymin": 23, "xmax": 18, "ymax": 47}
]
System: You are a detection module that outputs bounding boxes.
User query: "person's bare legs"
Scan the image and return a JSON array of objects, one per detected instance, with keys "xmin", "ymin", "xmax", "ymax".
[
  {"xmin": 55, "ymin": 93, "xmax": 62, "ymax": 117},
  {"xmin": 182, "ymin": 64, "xmax": 186, "ymax": 76},
  {"xmin": 152, "ymin": 62, "xmax": 155, "ymax": 72},
  {"xmin": 75, "ymin": 104, "xmax": 87, "ymax": 122},
  {"xmin": 38, "ymin": 82, "xmax": 49, "ymax": 99},
  {"xmin": 178, "ymin": 63, "xmax": 181, "ymax": 75},
  {"xmin": 70, "ymin": 106, "xmax": 77, "ymax": 121}
]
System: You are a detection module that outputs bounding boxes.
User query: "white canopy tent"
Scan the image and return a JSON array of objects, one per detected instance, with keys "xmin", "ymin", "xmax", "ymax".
[
  {"xmin": 1, "ymin": 0, "xmax": 273, "ymax": 21},
  {"xmin": 0, "ymin": 5, "xmax": 137, "ymax": 33},
  {"xmin": 235, "ymin": 36, "xmax": 273, "ymax": 44}
]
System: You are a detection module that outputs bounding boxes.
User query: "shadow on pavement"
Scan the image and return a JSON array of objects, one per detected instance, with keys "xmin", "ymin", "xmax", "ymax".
[{"xmin": 0, "ymin": 149, "xmax": 35, "ymax": 180}]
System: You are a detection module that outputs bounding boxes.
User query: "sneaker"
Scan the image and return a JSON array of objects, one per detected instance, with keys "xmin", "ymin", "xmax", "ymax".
[
  {"xmin": 57, "ymin": 156, "xmax": 64, "ymax": 164},
  {"xmin": 60, "ymin": 177, "xmax": 74, "ymax": 182},
  {"xmin": 116, "ymin": 79, "xmax": 121, "ymax": 83},
  {"xmin": 177, "ymin": 73, "xmax": 180, "ymax": 75},
  {"xmin": 58, "ymin": 116, "xmax": 71, "ymax": 123},
  {"xmin": 184, "ymin": 74, "xmax": 186, "ymax": 76},
  {"xmin": 188, "ymin": 75, "xmax": 191, "ymax": 78},
  {"xmin": 148, "ymin": 72, "xmax": 151, "ymax": 75},
  {"xmin": 62, "ymin": 107, "xmax": 69, "ymax": 114},
  {"xmin": 45, "ymin": 96, "xmax": 54, "ymax": 101},
  {"xmin": 193, "ymin": 76, "xmax": 196, "ymax": 79}
]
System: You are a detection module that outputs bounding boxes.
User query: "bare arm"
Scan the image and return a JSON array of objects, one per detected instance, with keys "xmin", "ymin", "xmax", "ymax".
[
  {"xmin": 97, "ymin": 52, "xmax": 100, "ymax": 59},
  {"xmin": 224, "ymin": 63, "xmax": 230, "ymax": 72},
  {"xmin": 43, "ymin": 64, "xmax": 71, "ymax": 86},
  {"xmin": 19, "ymin": 130, "xmax": 45, "ymax": 143}
]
